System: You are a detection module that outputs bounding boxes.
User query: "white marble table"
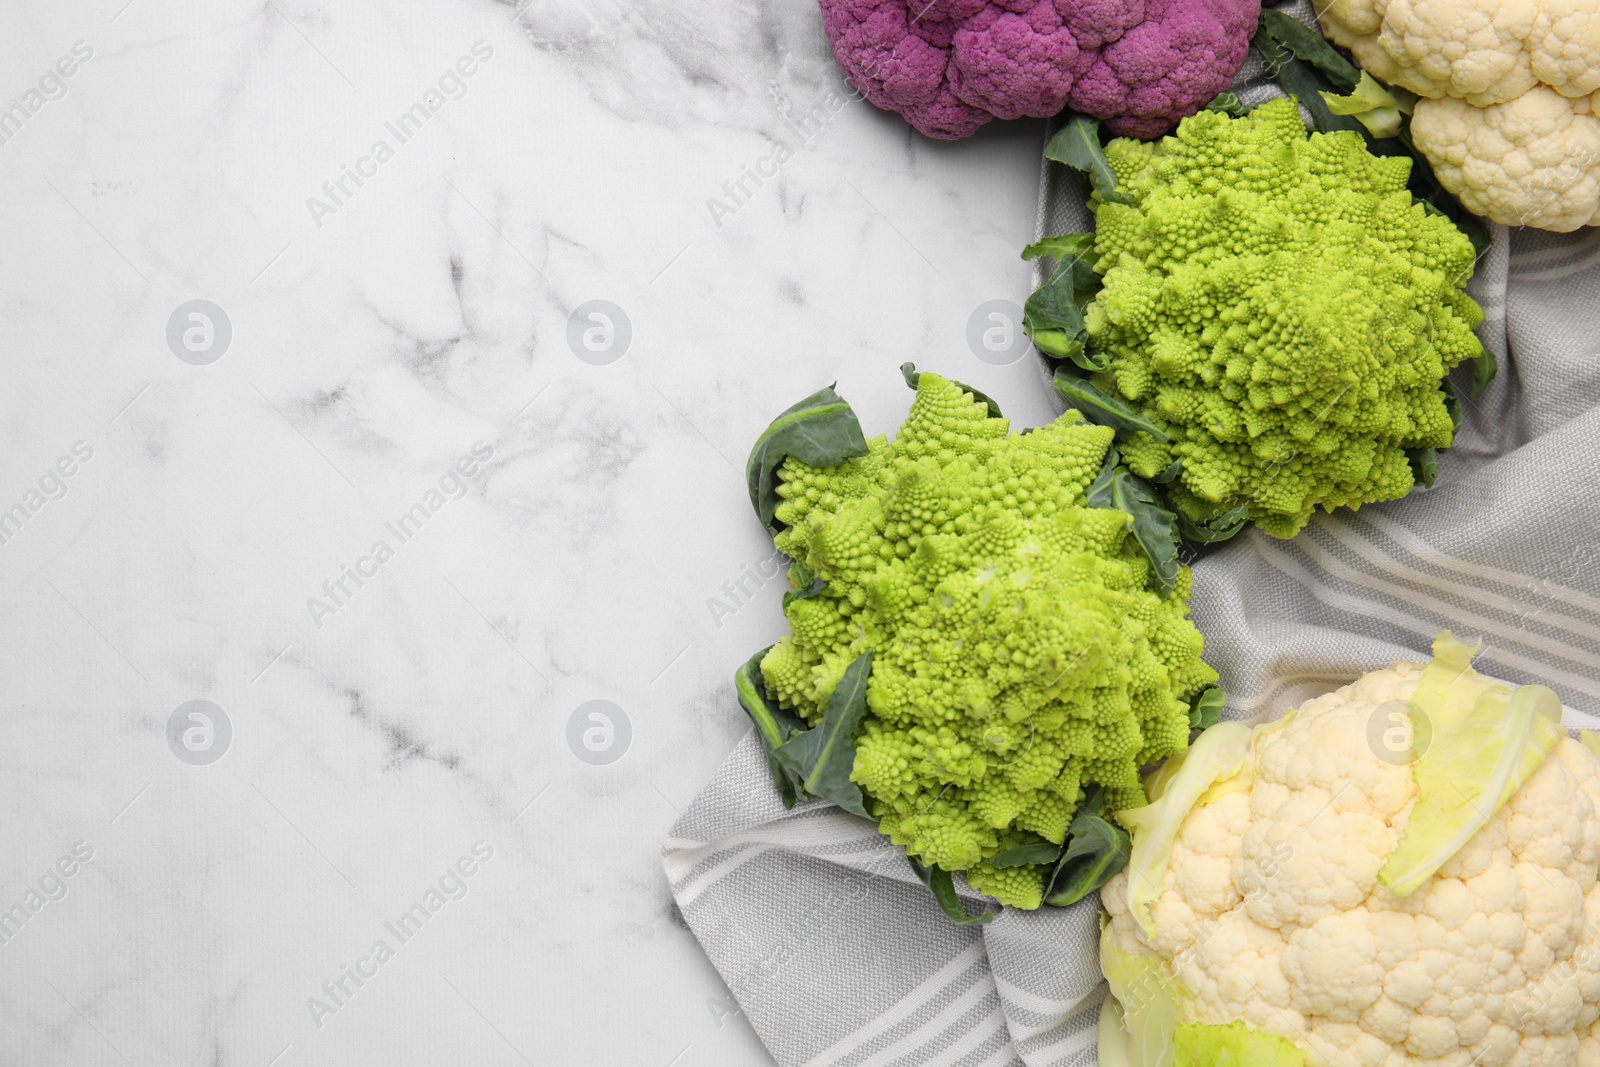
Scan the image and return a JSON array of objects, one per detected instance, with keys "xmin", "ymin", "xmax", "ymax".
[{"xmin": 0, "ymin": 0, "xmax": 1057, "ymax": 1063}]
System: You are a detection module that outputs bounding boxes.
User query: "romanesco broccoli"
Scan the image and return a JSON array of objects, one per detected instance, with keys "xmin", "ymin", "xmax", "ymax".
[
  {"xmin": 762, "ymin": 372, "xmax": 1217, "ymax": 908},
  {"xmin": 1082, "ymin": 98, "xmax": 1485, "ymax": 539}
]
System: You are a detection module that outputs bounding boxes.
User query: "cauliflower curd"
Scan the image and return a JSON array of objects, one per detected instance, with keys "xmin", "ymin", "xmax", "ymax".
[
  {"xmin": 1317, "ymin": 0, "xmax": 1600, "ymax": 230},
  {"xmin": 1101, "ymin": 638, "xmax": 1600, "ymax": 1066},
  {"xmin": 816, "ymin": 0, "xmax": 1260, "ymax": 140}
]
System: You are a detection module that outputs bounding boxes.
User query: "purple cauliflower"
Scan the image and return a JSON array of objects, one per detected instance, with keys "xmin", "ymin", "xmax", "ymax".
[{"xmin": 817, "ymin": 0, "xmax": 1260, "ymax": 139}]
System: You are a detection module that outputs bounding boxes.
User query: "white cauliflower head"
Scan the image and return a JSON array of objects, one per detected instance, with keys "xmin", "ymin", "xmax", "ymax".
[
  {"xmin": 1100, "ymin": 637, "xmax": 1600, "ymax": 1067},
  {"xmin": 1317, "ymin": 0, "xmax": 1600, "ymax": 230}
]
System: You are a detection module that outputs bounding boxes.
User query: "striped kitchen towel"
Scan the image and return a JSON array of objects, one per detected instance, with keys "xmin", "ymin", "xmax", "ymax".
[{"xmin": 664, "ymin": 740, "xmax": 1102, "ymax": 1067}]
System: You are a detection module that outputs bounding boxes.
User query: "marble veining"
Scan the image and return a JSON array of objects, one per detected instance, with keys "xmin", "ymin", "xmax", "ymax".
[{"xmin": 0, "ymin": 0, "xmax": 1056, "ymax": 1063}]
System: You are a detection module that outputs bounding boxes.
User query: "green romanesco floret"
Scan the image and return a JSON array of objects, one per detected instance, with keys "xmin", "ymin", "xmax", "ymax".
[
  {"xmin": 763, "ymin": 373, "xmax": 1217, "ymax": 909},
  {"xmin": 964, "ymin": 855, "xmax": 1048, "ymax": 911},
  {"xmin": 1083, "ymin": 98, "xmax": 1486, "ymax": 539}
]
